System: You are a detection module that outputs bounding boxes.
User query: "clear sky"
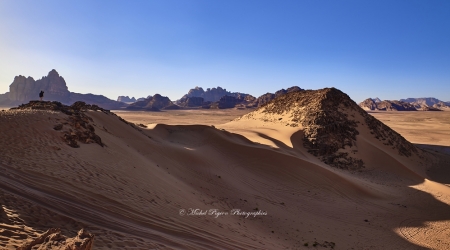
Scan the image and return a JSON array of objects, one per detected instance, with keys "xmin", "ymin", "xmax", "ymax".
[{"xmin": 1, "ymin": 0, "xmax": 449, "ymax": 102}]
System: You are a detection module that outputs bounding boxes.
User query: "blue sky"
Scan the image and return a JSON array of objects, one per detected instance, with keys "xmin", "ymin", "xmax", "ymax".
[{"xmin": 1, "ymin": 0, "xmax": 449, "ymax": 102}]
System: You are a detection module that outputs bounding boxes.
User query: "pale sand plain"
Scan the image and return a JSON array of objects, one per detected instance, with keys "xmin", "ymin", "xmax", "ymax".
[{"xmin": 1, "ymin": 107, "xmax": 450, "ymax": 249}]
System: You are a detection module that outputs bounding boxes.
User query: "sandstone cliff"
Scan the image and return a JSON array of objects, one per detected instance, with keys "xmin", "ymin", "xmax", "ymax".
[{"xmin": 1, "ymin": 70, "xmax": 126, "ymax": 110}]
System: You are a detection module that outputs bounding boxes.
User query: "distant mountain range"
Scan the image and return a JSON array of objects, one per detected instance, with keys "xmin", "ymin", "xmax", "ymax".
[
  {"xmin": 1, "ymin": 69, "xmax": 367, "ymax": 111},
  {"xmin": 359, "ymin": 97, "xmax": 450, "ymax": 111}
]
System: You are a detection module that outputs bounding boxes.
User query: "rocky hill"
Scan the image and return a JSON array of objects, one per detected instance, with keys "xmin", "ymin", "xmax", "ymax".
[
  {"xmin": 238, "ymin": 88, "xmax": 419, "ymax": 169},
  {"xmin": 126, "ymin": 94, "xmax": 180, "ymax": 111},
  {"xmin": 0, "ymin": 70, "xmax": 126, "ymax": 109}
]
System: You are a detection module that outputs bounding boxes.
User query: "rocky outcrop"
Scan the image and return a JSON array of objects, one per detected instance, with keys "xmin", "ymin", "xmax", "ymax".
[
  {"xmin": 12, "ymin": 101, "xmax": 108, "ymax": 148},
  {"xmin": 240, "ymin": 88, "xmax": 419, "ymax": 170},
  {"xmin": 217, "ymin": 96, "xmax": 241, "ymax": 109},
  {"xmin": 117, "ymin": 96, "xmax": 136, "ymax": 103},
  {"xmin": 256, "ymin": 86, "xmax": 303, "ymax": 107},
  {"xmin": 359, "ymin": 98, "xmax": 378, "ymax": 111},
  {"xmin": 1, "ymin": 70, "xmax": 126, "ymax": 110},
  {"xmin": 126, "ymin": 94, "xmax": 178, "ymax": 111},
  {"xmin": 178, "ymin": 96, "xmax": 205, "ymax": 107},
  {"xmin": 8, "ymin": 70, "xmax": 69, "ymax": 103},
  {"xmin": 181, "ymin": 86, "xmax": 249, "ymax": 102},
  {"xmin": 359, "ymin": 99, "xmax": 417, "ymax": 111},
  {"xmin": 17, "ymin": 228, "xmax": 94, "ymax": 250}
]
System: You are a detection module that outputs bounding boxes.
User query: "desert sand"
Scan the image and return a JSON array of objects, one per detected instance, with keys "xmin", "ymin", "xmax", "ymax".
[{"xmin": 1, "ymin": 91, "xmax": 450, "ymax": 249}]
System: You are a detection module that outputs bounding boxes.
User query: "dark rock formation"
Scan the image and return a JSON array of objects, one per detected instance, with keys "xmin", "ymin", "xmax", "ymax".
[
  {"xmin": 243, "ymin": 88, "xmax": 419, "ymax": 170},
  {"xmin": 1, "ymin": 70, "xmax": 126, "ymax": 110},
  {"xmin": 117, "ymin": 96, "xmax": 136, "ymax": 103},
  {"xmin": 217, "ymin": 95, "xmax": 241, "ymax": 109},
  {"xmin": 126, "ymin": 94, "xmax": 178, "ymax": 111},
  {"xmin": 178, "ymin": 96, "xmax": 205, "ymax": 107},
  {"xmin": 256, "ymin": 86, "xmax": 304, "ymax": 107},
  {"xmin": 12, "ymin": 101, "xmax": 107, "ymax": 148},
  {"xmin": 181, "ymin": 86, "xmax": 249, "ymax": 102},
  {"xmin": 17, "ymin": 228, "xmax": 94, "ymax": 250},
  {"xmin": 163, "ymin": 104, "xmax": 181, "ymax": 110},
  {"xmin": 359, "ymin": 99, "xmax": 417, "ymax": 111}
]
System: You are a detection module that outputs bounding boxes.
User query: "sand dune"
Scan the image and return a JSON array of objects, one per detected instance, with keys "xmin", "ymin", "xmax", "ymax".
[{"xmin": 1, "ymin": 91, "xmax": 450, "ymax": 249}]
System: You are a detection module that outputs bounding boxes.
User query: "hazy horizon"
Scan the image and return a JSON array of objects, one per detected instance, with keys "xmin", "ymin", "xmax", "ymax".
[{"xmin": 1, "ymin": 1, "xmax": 449, "ymax": 103}]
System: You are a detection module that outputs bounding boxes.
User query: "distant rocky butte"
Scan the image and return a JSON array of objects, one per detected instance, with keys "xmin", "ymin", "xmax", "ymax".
[
  {"xmin": 0, "ymin": 69, "xmax": 126, "ymax": 110},
  {"xmin": 117, "ymin": 96, "xmax": 136, "ymax": 103},
  {"xmin": 237, "ymin": 88, "xmax": 419, "ymax": 170},
  {"xmin": 360, "ymin": 97, "xmax": 449, "ymax": 111},
  {"xmin": 126, "ymin": 94, "xmax": 180, "ymax": 111}
]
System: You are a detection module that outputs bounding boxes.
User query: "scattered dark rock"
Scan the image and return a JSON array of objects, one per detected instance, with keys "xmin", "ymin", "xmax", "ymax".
[
  {"xmin": 53, "ymin": 124, "xmax": 63, "ymax": 130},
  {"xmin": 12, "ymin": 101, "xmax": 107, "ymax": 148}
]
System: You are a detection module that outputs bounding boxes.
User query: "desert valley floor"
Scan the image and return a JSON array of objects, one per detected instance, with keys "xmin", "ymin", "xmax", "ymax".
[{"xmin": 1, "ymin": 93, "xmax": 450, "ymax": 249}]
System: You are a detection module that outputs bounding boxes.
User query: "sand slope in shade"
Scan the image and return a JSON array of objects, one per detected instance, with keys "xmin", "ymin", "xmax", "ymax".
[{"xmin": 1, "ymin": 94, "xmax": 450, "ymax": 249}]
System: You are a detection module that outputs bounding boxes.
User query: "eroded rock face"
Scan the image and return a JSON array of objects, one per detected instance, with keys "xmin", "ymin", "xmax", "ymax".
[
  {"xmin": 178, "ymin": 96, "xmax": 205, "ymax": 107},
  {"xmin": 17, "ymin": 228, "xmax": 94, "ymax": 250},
  {"xmin": 182, "ymin": 86, "xmax": 250, "ymax": 102},
  {"xmin": 117, "ymin": 96, "xmax": 136, "ymax": 103},
  {"xmin": 2, "ymin": 70, "xmax": 125, "ymax": 109},
  {"xmin": 9, "ymin": 70, "xmax": 69, "ymax": 103},
  {"xmin": 126, "ymin": 94, "xmax": 177, "ymax": 111}
]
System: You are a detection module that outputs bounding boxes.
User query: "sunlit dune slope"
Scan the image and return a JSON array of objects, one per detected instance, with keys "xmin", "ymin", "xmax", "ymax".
[{"xmin": 1, "ymin": 90, "xmax": 450, "ymax": 249}]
